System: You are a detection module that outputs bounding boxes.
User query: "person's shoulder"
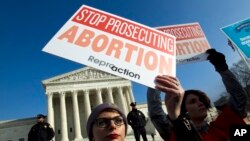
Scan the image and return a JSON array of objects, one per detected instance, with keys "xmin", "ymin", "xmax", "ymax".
[
  {"xmin": 44, "ymin": 122, "xmax": 53, "ymax": 128},
  {"xmin": 137, "ymin": 109, "xmax": 143, "ymax": 112},
  {"xmin": 30, "ymin": 124, "xmax": 37, "ymax": 129},
  {"xmin": 32, "ymin": 123, "xmax": 39, "ymax": 127},
  {"xmin": 137, "ymin": 109, "xmax": 144, "ymax": 113}
]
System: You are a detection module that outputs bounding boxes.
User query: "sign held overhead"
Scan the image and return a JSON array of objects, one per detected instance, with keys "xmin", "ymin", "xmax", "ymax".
[
  {"xmin": 42, "ymin": 5, "xmax": 176, "ymax": 88},
  {"xmin": 221, "ymin": 18, "xmax": 250, "ymax": 58},
  {"xmin": 156, "ymin": 23, "xmax": 211, "ymax": 64}
]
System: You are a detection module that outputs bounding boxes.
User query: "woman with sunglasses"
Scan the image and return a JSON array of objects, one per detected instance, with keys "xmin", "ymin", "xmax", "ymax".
[{"xmin": 86, "ymin": 103, "xmax": 128, "ymax": 141}]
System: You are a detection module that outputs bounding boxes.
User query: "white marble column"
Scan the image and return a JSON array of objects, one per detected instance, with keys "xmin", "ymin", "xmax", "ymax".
[
  {"xmin": 125, "ymin": 87, "xmax": 131, "ymax": 111},
  {"xmin": 83, "ymin": 90, "xmax": 91, "ymax": 119},
  {"xmin": 107, "ymin": 88, "xmax": 114, "ymax": 103},
  {"xmin": 47, "ymin": 92, "xmax": 54, "ymax": 129},
  {"xmin": 118, "ymin": 87, "xmax": 127, "ymax": 114},
  {"xmin": 71, "ymin": 91, "xmax": 83, "ymax": 141},
  {"xmin": 60, "ymin": 92, "xmax": 69, "ymax": 141},
  {"xmin": 96, "ymin": 88, "xmax": 103, "ymax": 105},
  {"xmin": 128, "ymin": 86, "xmax": 135, "ymax": 103}
]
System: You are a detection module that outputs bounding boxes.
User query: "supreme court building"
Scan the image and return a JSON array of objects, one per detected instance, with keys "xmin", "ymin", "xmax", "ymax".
[
  {"xmin": 0, "ymin": 67, "xmax": 162, "ymax": 141},
  {"xmin": 42, "ymin": 67, "xmax": 135, "ymax": 141}
]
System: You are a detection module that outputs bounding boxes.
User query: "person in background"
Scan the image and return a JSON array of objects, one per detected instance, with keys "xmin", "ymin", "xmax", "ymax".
[
  {"xmin": 28, "ymin": 114, "xmax": 55, "ymax": 141},
  {"xmin": 86, "ymin": 103, "xmax": 127, "ymax": 141},
  {"xmin": 127, "ymin": 102, "xmax": 148, "ymax": 141},
  {"xmin": 148, "ymin": 49, "xmax": 247, "ymax": 141}
]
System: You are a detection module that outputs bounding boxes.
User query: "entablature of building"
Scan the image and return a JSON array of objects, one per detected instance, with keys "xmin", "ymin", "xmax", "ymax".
[
  {"xmin": 42, "ymin": 67, "xmax": 132, "ymax": 93},
  {"xmin": 42, "ymin": 67, "xmax": 122, "ymax": 84},
  {"xmin": 45, "ymin": 80, "xmax": 131, "ymax": 93}
]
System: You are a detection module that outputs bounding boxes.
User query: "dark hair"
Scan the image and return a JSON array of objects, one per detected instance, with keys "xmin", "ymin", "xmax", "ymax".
[{"xmin": 180, "ymin": 90, "xmax": 211, "ymax": 115}]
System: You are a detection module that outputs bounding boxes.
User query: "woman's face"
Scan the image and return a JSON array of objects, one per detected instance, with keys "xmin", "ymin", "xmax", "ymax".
[
  {"xmin": 92, "ymin": 111, "xmax": 126, "ymax": 141},
  {"xmin": 185, "ymin": 94, "xmax": 207, "ymax": 121}
]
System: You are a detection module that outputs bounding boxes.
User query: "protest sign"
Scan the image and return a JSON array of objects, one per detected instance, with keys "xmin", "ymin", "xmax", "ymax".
[
  {"xmin": 42, "ymin": 5, "xmax": 176, "ymax": 88},
  {"xmin": 221, "ymin": 18, "xmax": 250, "ymax": 58},
  {"xmin": 156, "ymin": 23, "xmax": 211, "ymax": 64}
]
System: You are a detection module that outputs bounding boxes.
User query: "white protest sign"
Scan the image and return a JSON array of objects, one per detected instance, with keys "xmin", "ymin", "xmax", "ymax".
[
  {"xmin": 42, "ymin": 5, "xmax": 176, "ymax": 88},
  {"xmin": 156, "ymin": 23, "xmax": 211, "ymax": 64}
]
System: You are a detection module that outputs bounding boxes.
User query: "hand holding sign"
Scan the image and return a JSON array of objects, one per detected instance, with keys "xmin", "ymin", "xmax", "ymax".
[{"xmin": 206, "ymin": 49, "xmax": 228, "ymax": 72}]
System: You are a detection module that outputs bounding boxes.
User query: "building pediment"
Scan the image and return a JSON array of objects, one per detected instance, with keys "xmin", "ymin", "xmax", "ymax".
[{"xmin": 42, "ymin": 67, "xmax": 123, "ymax": 85}]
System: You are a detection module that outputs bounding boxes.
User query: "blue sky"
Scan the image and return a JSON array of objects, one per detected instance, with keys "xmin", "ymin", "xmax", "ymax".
[{"xmin": 0, "ymin": 0, "xmax": 249, "ymax": 120}]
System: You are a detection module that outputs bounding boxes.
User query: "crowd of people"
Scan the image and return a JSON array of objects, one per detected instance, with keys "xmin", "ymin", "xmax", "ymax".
[{"xmin": 28, "ymin": 48, "xmax": 248, "ymax": 141}]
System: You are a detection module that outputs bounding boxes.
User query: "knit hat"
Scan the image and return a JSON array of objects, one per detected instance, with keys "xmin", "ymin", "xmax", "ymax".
[{"xmin": 86, "ymin": 103, "xmax": 127, "ymax": 141}]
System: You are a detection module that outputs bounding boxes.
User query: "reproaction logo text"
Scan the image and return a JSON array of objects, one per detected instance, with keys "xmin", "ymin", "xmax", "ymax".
[{"xmin": 88, "ymin": 55, "xmax": 140, "ymax": 80}]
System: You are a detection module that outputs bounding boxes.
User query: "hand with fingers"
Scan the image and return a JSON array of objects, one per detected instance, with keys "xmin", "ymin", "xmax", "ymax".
[{"xmin": 154, "ymin": 75, "xmax": 185, "ymax": 120}]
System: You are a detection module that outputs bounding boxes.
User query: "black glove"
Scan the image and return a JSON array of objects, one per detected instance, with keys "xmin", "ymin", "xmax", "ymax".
[{"xmin": 206, "ymin": 49, "xmax": 228, "ymax": 72}]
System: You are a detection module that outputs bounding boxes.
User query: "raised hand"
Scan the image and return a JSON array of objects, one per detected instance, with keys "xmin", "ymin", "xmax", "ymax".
[{"xmin": 154, "ymin": 75, "xmax": 185, "ymax": 120}]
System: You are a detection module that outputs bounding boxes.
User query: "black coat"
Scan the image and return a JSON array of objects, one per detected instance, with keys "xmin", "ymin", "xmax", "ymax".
[
  {"xmin": 127, "ymin": 109, "xmax": 146, "ymax": 128},
  {"xmin": 28, "ymin": 122, "xmax": 55, "ymax": 141}
]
